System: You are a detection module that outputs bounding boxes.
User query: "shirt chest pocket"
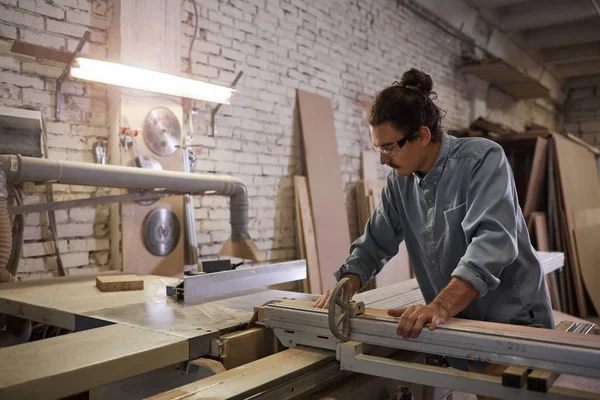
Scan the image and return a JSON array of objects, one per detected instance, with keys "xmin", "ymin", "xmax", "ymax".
[{"xmin": 439, "ymin": 202, "xmax": 468, "ymax": 272}]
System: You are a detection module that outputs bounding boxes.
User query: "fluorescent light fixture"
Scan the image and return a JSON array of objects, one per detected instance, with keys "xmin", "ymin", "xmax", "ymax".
[{"xmin": 70, "ymin": 57, "xmax": 235, "ymax": 104}]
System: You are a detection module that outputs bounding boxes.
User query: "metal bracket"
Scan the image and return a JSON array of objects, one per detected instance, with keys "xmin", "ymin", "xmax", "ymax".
[
  {"xmin": 55, "ymin": 31, "xmax": 90, "ymax": 121},
  {"xmin": 210, "ymin": 71, "xmax": 243, "ymax": 136},
  {"xmin": 328, "ymin": 277, "xmax": 365, "ymax": 341}
]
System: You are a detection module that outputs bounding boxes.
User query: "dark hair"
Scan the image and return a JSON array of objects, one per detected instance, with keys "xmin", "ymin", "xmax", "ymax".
[{"xmin": 368, "ymin": 68, "xmax": 445, "ymax": 141}]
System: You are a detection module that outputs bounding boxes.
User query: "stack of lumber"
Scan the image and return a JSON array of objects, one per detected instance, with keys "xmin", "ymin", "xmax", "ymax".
[{"xmin": 493, "ymin": 132, "xmax": 600, "ymax": 318}]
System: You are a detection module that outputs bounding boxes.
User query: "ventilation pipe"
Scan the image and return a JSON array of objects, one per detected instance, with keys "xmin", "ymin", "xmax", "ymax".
[{"xmin": 0, "ymin": 154, "xmax": 263, "ymax": 261}]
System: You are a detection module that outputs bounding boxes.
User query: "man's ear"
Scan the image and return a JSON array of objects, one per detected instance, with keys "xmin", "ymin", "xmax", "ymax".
[{"xmin": 417, "ymin": 126, "xmax": 431, "ymax": 146}]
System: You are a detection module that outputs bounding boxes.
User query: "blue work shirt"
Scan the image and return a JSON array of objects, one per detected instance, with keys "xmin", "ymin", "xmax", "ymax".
[{"xmin": 335, "ymin": 133, "xmax": 554, "ymax": 329}]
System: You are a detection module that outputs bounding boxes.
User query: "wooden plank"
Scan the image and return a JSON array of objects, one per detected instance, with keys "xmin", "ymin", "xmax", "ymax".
[
  {"xmin": 219, "ymin": 327, "xmax": 277, "ymax": 370},
  {"xmin": 573, "ymin": 225, "xmax": 600, "ymax": 316},
  {"xmin": 0, "ymin": 324, "xmax": 189, "ymax": 400},
  {"xmin": 295, "ymin": 178, "xmax": 309, "ymax": 293},
  {"xmin": 502, "ymin": 366, "xmax": 531, "ymax": 388},
  {"xmin": 10, "ymin": 40, "xmax": 73, "ymax": 64},
  {"xmin": 553, "ymin": 133, "xmax": 600, "ymax": 317},
  {"xmin": 297, "ymin": 89, "xmax": 351, "ymax": 291},
  {"xmin": 522, "ymin": 137, "xmax": 548, "ymax": 220},
  {"xmin": 573, "ymin": 208, "xmax": 600, "ymax": 229},
  {"xmin": 361, "ymin": 150, "xmax": 379, "ymax": 181},
  {"xmin": 525, "ymin": 320, "xmax": 593, "ymax": 393},
  {"xmin": 530, "ymin": 212, "xmax": 560, "ymax": 310},
  {"xmin": 295, "ymin": 176, "xmax": 322, "ymax": 294},
  {"xmin": 96, "ymin": 275, "xmax": 144, "ymax": 292},
  {"xmin": 148, "ymin": 347, "xmax": 335, "ymax": 400}
]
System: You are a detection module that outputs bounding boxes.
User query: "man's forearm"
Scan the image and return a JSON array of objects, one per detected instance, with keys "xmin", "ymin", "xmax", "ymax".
[{"xmin": 432, "ymin": 277, "xmax": 479, "ymax": 318}]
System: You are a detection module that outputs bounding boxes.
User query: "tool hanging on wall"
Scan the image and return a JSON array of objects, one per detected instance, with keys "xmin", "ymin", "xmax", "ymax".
[
  {"xmin": 120, "ymin": 126, "xmax": 164, "ymax": 206},
  {"xmin": 143, "ymin": 107, "xmax": 182, "ymax": 156},
  {"xmin": 143, "ymin": 207, "xmax": 181, "ymax": 256}
]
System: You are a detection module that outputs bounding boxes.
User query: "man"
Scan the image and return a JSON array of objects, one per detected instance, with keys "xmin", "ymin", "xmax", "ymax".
[{"xmin": 313, "ymin": 69, "xmax": 553, "ymax": 372}]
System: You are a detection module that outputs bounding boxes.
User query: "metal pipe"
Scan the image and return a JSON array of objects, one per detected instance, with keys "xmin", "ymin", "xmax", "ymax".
[{"xmin": 0, "ymin": 154, "xmax": 250, "ymax": 240}]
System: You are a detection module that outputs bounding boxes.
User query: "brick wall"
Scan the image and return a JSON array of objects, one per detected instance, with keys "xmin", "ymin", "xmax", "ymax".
[
  {"xmin": 564, "ymin": 85, "xmax": 600, "ymax": 145},
  {"xmin": 0, "ymin": 0, "xmax": 109, "ymax": 279},
  {"xmin": 0, "ymin": 0, "xmax": 559, "ymax": 279}
]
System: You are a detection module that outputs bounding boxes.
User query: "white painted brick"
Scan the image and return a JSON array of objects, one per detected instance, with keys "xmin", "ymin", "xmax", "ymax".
[
  {"xmin": 67, "ymin": 265, "xmax": 102, "ymax": 275},
  {"xmin": 22, "ymin": 241, "xmax": 69, "ymax": 258},
  {"xmin": 92, "ymin": 0, "xmax": 107, "ymax": 16},
  {"xmin": 22, "ymin": 61, "xmax": 64, "ymax": 78},
  {"xmin": 66, "ymin": 9, "xmax": 107, "ymax": 29},
  {"xmin": 192, "ymin": 63, "xmax": 219, "ymax": 78},
  {"xmin": 208, "ymin": 55, "xmax": 235, "ymax": 70},
  {"xmin": 69, "ymin": 207, "xmax": 97, "ymax": 222},
  {"xmin": 19, "ymin": 257, "xmax": 46, "ymax": 273},
  {"xmin": 0, "ymin": 82, "xmax": 19, "ymax": 100},
  {"xmin": 47, "ymin": 134, "xmax": 87, "ymax": 151},
  {"xmin": 90, "ymin": 250, "xmax": 109, "ymax": 265},
  {"xmin": 0, "ymin": 55, "xmax": 19, "ymax": 71},
  {"xmin": 199, "ymin": 243, "xmax": 222, "ymax": 256},
  {"xmin": 62, "ymin": 252, "xmax": 90, "ymax": 268},
  {"xmin": 57, "ymin": 223, "xmax": 94, "ymax": 238},
  {"xmin": 20, "ymin": 29, "xmax": 66, "ymax": 50},
  {"xmin": 0, "ymin": 5, "xmax": 44, "ymax": 29},
  {"xmin": 20, "ymin": 0, "xmax": 65, "ymax": 19},
  {"xmin": 22, "ymin": 89, "xmax": 54, "ymax": 105},
  {"xmin": 210, "ymin": 230, "xmax": 229, "ymax": 242},
  {"xmin": 196, "ymin": 233, "xmax": 211, "ymax": 244},
  {"xmin": 71, "ymin": 124, "xmax": 108, "ymax": 137},
  {"xmin": 1, "ymin": 71, "xmax": 44, "ymax": 89},
  {"xmin": 0, "ymin": 25, "xmax": 16, "ymax": 40},
  {"xmin": 69, "ymin": 238, "xmax": 109, "ymax": 252}
]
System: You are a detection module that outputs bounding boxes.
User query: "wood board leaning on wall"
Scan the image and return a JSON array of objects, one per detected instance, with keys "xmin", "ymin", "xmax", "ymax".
[{"xmin": 293, "ymin": 87, "xmax": 412, "ymax": 294}]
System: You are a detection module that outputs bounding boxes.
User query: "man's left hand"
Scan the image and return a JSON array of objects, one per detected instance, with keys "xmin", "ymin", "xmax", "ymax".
[{"xmin": 387, "ymin": 303, "xmax": 450, "ymax": 339}]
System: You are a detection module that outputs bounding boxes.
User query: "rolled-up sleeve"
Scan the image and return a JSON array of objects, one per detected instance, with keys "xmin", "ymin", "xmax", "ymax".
[
  {"xmin": 334, "ymin": 177, "xmax": 404, "ymax": 290},
  {"xmin": 451, "ymin": 145, "xmax": 520, "ymax": 298}
]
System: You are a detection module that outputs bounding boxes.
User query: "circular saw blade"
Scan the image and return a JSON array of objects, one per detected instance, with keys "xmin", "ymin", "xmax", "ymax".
[
  {"xmin": 142, "ymin": 107, "xmax": 182, "ymax": 156},
  {"xmin": 143, "ymin": 208, "xmax": 181, "ymax": 257}
]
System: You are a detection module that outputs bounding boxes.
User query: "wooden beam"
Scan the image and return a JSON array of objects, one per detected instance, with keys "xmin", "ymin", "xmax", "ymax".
[
  {"xmin": 542, "ymin": 42, "xmax": 600, "ymax": 65},
  {"xmin": 498, "ymin": 0, "xmax": 596, "ymax": 32},
  {"xmin": 10, "ymin": 40, "xmax": 72, "ymax": 64},
  {"xmin": 0, "ymin": 325, "xmax": 189, "ymax": 399},
  {"xmin": 147, "ymin": 348, "xmax": 336, "ymax": 400},
  {"xmin": 524, "ymin": 19, "xmax": 600, "ymax": 49}
]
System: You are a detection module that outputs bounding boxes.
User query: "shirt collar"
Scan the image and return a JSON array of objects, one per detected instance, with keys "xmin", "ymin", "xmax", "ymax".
[{"xmin": 413, "ymin": 133, "xmax": 451, "ymax": 188}]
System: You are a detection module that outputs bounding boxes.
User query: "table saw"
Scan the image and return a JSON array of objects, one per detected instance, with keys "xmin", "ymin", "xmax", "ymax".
[{"xmin": 2, "ymin": 251, "xmax": 598, "ymax": 400}]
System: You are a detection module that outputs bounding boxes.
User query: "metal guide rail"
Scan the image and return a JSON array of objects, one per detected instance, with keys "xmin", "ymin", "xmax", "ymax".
[{"xmin": 258, "ymin": 278, "xmax": 600, "ymax": 400}]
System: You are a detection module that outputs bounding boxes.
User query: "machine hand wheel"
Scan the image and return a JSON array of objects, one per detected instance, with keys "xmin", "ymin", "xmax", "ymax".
[{"xmin": 328, "ymin": 277, "xmax": 352, "ymax": 341}]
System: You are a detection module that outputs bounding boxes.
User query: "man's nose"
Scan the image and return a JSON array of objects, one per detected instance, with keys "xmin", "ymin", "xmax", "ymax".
[{"xmin": 379, "ymin": 152, "xmax": 390, "ymax": 165}]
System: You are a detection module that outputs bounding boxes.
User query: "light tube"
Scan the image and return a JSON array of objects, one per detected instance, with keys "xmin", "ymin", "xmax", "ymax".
[{"xmin": 70, "ymin": 57, "xmax": 235, "ymax": 104}]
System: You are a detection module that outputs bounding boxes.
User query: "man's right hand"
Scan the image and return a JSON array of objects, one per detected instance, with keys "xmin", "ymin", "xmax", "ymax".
[{"xmin": 311, "ymin": 274, "xmax": 362, "ymax": 308}]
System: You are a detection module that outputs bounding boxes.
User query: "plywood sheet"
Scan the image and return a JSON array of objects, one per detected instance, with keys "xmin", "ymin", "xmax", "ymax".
[
  {"xmin": 295, "ymin": 176, "xmax": 322, "ymax": 294},
  {"xmin": 297, "ymin": 89, "xmax": 351, "ymax": 291},
  {"xmin": 574, "ymin": 225, "xmax": 600, "ymax": 316},
  {"xmin": 120, "ymin": 98, "xmax": 185, "ymax": 277},
  {"xmin": 148, "ymin": 348, "xmax": 335, "ymax": 400},
  {"xmin": 0, "ymin": 274, "xmax": 177, "ymax": 329},
  {"xmin": 553, "ymin": 134, "xmax": 600, "ymax": 317},
  {"xmin": 522, "ymin": 137, "xmax": 548, "ymax": 220},
  {"xmin": 0, "ymin": 324, "xmax": 188, "ymax": 400}
]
